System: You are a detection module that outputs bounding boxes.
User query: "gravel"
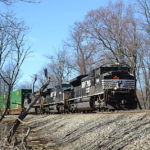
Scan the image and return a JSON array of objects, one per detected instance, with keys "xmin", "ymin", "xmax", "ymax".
[{"xmin": 0, "ymin": 110, "xmax": 150, "ymax": 150}]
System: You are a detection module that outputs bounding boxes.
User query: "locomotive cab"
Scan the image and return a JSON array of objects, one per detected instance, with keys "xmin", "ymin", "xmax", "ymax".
[
  {"xmin": 100, "ymin": 64, "xmax": 137, "ymax": 110},
  {"xmin": 101, "ymin": 64, "xmax": 135, "ymax": 91},
  {"xmin": 50, "ymin": 82, "xmax": 72, "ymax": 113}
]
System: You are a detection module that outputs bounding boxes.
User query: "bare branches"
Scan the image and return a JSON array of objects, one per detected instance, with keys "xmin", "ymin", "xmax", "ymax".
[
  {"xmin": 0, "ymin": 12, "xmax": 30, "ymax": 121},
  {"xmin": 66, "ymin": 1, "xmax": 142, "ymax": 77},
  {"xmin": 137, "ymin": 0, "xmax": 150, "ymax": 108},
  {"xmin": 66, "ymin": 22, "xmax": 99, "ymax": 75},
  {"xmin": 22, "ymin": 127, "xmax": 31, "ymax": 150},
  {"xmin": 43, "ymin": 49, "xmax": 73, "ymax": 86},
  {"xmin": 83, "ymin": 2, "xmax": 141, "ymax": 66},
  {"xmin": 138, "ymin": 0, "xmax": 150, "ymax": 31}
]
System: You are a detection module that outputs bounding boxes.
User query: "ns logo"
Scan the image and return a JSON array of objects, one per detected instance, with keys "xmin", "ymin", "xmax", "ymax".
[{"xmin": 116, "ymin": 80, "xmax": 126, "ymax": 88}]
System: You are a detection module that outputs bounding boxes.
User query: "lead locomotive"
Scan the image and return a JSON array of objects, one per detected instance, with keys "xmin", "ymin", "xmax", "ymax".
[{"xmin": 33, "ymin": 63, "xmax": 138, "ymax": 113}]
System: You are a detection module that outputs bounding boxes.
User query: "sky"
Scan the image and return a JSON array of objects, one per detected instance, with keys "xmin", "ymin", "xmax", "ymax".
[{"xmin": 0, "ymin": 0, "xmax": 137, "ymax": 84}]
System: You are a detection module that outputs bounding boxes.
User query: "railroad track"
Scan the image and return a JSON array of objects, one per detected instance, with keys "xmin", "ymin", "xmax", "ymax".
[
  {"xmin": 95, "ymin": 109, "xmax": 150, "ymax": 114},
  {"xmin": 4, "ymin": 109, "xmax": 150, "ymax": 118},
  {"xmin": 39, "ymin": 109, "xmax": 150, "ymax": 115}
]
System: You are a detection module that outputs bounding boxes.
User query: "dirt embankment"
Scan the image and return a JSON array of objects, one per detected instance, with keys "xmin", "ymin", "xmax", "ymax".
[{"xmin": 0, "ymin": 111, "xmax": 150, "ymax": 150}]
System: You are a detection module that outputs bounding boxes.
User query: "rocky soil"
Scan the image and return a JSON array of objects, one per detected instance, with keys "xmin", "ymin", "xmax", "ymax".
[{"xmin": 0, "ymin": 110, "xmax": 150, "ymax": 150}]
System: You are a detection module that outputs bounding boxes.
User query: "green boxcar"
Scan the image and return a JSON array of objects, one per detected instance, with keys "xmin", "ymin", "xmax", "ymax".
[{"xmin": 0, "ymin": 89, "xmax": 32, "ymax": 114}]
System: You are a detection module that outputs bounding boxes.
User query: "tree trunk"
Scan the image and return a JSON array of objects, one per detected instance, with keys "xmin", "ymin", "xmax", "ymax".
[
  {"xmin": 6, "ymin": 78, "xmax": 50, "ymax": 143},
  {"xmin": 0, "ymin": 86, "xmax": 12, "ymax": 122}
]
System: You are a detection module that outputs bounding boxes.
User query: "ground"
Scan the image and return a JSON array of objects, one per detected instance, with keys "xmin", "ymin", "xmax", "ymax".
[{"xmin": 0, "ymin": 110, "xmax": 150, "ymax": 150}]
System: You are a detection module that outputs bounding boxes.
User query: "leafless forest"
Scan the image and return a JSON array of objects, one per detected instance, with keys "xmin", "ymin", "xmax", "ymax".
[{"xmin": 0, "ymin": 0, "xmax": 150, "ymax": 149}]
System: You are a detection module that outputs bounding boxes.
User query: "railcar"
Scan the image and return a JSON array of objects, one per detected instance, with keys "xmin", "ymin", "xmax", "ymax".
[
  {"xmin": 0, "ymin": 89, "xmax": 32, "ymax": 114},
  {"xmin": 33, "ymin": 83, "xmax": 71, "ymax": 114},
  {"xmin": 68, "ymin": 63, "xmax": 138, "ymax": 111}
]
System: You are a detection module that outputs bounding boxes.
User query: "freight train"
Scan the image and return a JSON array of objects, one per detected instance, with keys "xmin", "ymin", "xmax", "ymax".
[
  {"xmin": 0, "ymin": 63, "xmax": 139, "ymax": 114},
  {"xmin": 33, "ymin": 63, "xmax": 139, "ymax": 113}
]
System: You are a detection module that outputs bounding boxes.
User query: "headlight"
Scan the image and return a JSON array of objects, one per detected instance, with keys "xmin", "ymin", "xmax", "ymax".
[{"xmin": 114, "ymin": 87, "xmax": 117, "ymax": 90}]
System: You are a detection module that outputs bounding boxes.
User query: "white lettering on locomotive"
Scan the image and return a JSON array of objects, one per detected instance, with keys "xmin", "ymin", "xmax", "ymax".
[{"xmin": 82, "ymin": 80, "xmax": 91, "ymax": 88}]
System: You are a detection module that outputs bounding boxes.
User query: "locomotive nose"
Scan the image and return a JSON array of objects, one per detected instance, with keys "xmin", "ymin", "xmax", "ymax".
[{"xmin": 102, "ymin": 71, "xmax": 135, "ymax": 90}]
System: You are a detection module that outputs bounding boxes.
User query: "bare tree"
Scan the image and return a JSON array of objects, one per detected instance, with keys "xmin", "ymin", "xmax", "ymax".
[
  {"xmin": 45, "ymin": 49, "xmax": 73, "ymax": 85},
  {"xmin": 140, "ymin": 44, "xmax": 150, "ymax": 109},
  {"xmin": 34, "ymin": 68, "xmax": 48, "ymax": 89},
  {"xmin": 0, "ymin": 13, "xmax": 30, "ymax": 121},
  {"xmin": 75, "ymin": 2, "xmax": 142, "ymax": 85},
  {"xmin": 66, "ymin": 2, "xmax": 142, "ymax": 78},
  {"xmin": 66, "ymin": 22, "xmax": 99, "ymax": 75},
  {"xmin": 136, "ymin": 0, "xmax": 150, "ymax": 109},
  {"xmin": 138, "ymin": 0, "xmax": 150, "ymax": 34}
]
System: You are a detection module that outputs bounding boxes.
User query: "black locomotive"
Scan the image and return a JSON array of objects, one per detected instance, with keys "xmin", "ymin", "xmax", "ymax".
[{"xmin": 33, "ymin": 63, "xmax": 138, "ymax": 113}]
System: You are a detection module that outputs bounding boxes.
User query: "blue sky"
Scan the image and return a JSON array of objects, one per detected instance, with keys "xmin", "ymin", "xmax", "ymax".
[{"xmin": 0, "ymin": 0, "xmax": 136, "ymax": 83}]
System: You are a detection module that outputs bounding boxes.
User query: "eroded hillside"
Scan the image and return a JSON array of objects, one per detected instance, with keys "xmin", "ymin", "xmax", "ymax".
[{"xmin": 0, "ymin": 111, "xmax": 150, "ymax": 150}]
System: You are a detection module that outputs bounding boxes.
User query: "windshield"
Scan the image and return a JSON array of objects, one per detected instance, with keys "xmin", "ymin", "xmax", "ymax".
[
  {"xmin": 62, "ymin": 84, "xmax": 71, "ymax": 89},
  {"xmin": 100, "ymin": 66, "xmax": 130, "ymax": 74}
]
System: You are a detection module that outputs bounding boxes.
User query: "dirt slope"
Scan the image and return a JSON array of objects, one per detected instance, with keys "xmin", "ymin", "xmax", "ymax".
[{"xmin": 0, "ymin": 111, "xmax": 150, "ymax": 150}]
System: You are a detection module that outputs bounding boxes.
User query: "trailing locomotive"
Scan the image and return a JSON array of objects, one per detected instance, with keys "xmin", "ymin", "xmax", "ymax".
[
  {"xmin": 33, "ymin": 83, "xmax": 71, "ymax": 114},
  {"xmin": 33, "ymin": 63, "xmax": 139, "ymax": 113}
]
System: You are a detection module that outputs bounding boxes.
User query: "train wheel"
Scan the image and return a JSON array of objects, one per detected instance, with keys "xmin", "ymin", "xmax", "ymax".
[
  {"xmin": 60, "ymin": 105, "xmax": 64, "ymax": 113},
  {"xmin": 90, "ymin": 98, "xmax": 96, "ymax": 110},
  {"xmin": 35, "ymin": 108, "xmax": 37, "ymax": 114},
  {"xmin": 64, "ymin": 106, "xmax": 69, "ymax": 113},
  {"xmin": 35, "ymin": 107, "xmax": 40, "ymax": 114},
  {"xmin": 56, "ymin": 105, "xmax": 64, "ymax": 113},
  {"xmin": 45, "ymin": 106, "xmax": 50, "ymax": 114},
  {"xmin": 69, "ymin": 104, "xmax": 75, "ymax": 113},
  {"xmin": 37, "ymin": 108, "xmax": 39, "ymax": 114},
  {"xmin": 56, "ymin": 105, "xmax": 60, "ymax": 113}
]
